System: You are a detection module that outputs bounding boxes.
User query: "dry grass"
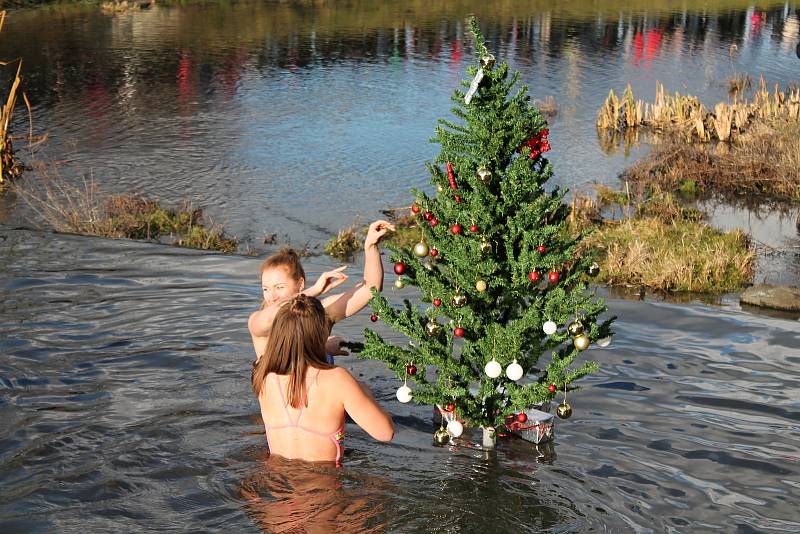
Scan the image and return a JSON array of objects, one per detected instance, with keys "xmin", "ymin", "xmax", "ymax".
[
  {"xmin": 1, "ymin": 10, "xmax": 25, "ymax": 185},
  {"xmin": 597, "ymin": 78, "xmax": 800, "ymax": 144},
  {"xmin": 535, "ymin": 96, "xmax": 559, "ymax": 118},
  {"xmin": 623, "ymin": 119, "xmax": 800, "ymax": 202},
  {"xmin": 11, "ymin": 168, "xmax": 238, "ymax": 253},
  {"xmin": 582, "ymin": 218, "xmax": 754, "ymax": 292},
  {"xmin": 570, "ymin": 184, "xmax": 753, "ymax": 293},
  {"xmin": 728, "ymin": 73, "xmax": 752, "ymax": 99}
]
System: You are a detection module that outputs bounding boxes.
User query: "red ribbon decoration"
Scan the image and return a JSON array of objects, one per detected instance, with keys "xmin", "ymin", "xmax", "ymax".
[
  {"xmin": 523, "ymin": 128, "xmax": 551, "ymax": 160},
  {"xmin": 446, "ymin": 162, "xmax": 457, "ymax": 191}
]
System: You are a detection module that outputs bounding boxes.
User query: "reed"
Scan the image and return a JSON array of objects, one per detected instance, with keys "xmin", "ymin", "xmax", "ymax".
[
  {"xmin": 1, "ymin": 10, "xmax": 24, "ymax": 185},
  {"xmin": 596, "ymin": 78, "xmax": 800, "ymax": 144}
]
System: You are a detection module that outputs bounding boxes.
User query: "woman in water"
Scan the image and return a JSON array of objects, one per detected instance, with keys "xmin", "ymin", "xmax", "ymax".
[{"xmin": 251, "ymin": 294, "xmax": 393, "ymax": 464}]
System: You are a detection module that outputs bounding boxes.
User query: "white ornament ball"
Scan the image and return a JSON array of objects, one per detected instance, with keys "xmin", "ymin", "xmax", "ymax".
[
  {"xmin": 597, "ymin": 337, "xmax": 612, "ymax": 348},
  {"xmin": 396, "ymin": 385, "xmax": 413, "ymax": 403},
  {"xmin": 446, "ymin": 420, "xmax": 464, "ymax": 438},
  {"xmin": 484, "ymin": 359, "xmax": 502, "ymax": 378},
  {"xmin": 506, "ymin": 360, "xmax": 524, "ymax": 381},
  {"xmin": 543, "ymin": 320, "xmax": 558, "ymax": 336}
]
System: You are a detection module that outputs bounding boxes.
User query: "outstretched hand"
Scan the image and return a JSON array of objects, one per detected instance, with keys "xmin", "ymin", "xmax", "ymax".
[
  {"xmin": 314, "ymin": 266, "xmax": 348, "ymax": 295},
  {"xmin": 364, "ymin": 220, "xmax": 396, "ymax": 248},
  {"xmin": 325, "ymin": 335, "xmax": 350, "ymax": 357}
]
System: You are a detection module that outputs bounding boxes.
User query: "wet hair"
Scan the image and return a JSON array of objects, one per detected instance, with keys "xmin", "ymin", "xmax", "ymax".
[
  {"xmin": 251, "ymin": 295, "xmax": 332, "ymax": 408},
  {"xmin": 260, "ymin": 247, "xmax": 305, "ymax": 283}
]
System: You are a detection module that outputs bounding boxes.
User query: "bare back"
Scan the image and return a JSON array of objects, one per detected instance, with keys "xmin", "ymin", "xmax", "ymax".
[
  {"xmin": 258, "ymin": 368, "xmax": 346, "ymax": 463},
  {"xmin": 257, "ymin": 367, "xmax": 394, "ymax": 463}
]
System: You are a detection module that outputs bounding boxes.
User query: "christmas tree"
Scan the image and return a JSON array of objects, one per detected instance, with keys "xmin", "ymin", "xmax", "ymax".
[{"xmin": 361, "ymin": 18, "xmax": 614, "ymax": 447}]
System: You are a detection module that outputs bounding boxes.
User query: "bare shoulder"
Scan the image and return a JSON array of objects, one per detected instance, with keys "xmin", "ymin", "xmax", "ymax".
[{"xmin": 319, "ymin": 366, "xmax": 358, "ymax": 390}]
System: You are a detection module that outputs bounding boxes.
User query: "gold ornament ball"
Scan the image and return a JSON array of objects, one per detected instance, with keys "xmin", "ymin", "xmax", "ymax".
[
  {"xmin": 437, "ymin": 184, "xmax": 445, "ymax": 193},
  {"xmin": 475, "ymin": 280, "xmax": 487, "ymax": 292},
  {"xmin": 573, "ymin": 334, "xmax": 590, "ymax": 351},
  {"xmin": 480, "ymin": 54, "xmax": 496, "ymax": 70},
  {"xmin": 413, "ymin": 241, "xmax": 430, "ymax": 257},
  {"xmin": 588, "ymin": 262, "xmax": 601, "ymax": 277},
  {"xmin": 425, "ymin": 320, "xmax": 442, "ymax": 337},
  {"xmin": 475, "ymin": 166, "xmax": 493, "ymax": 185},
  {"xmin": 479, "ymin": 239, "xmax": 493, "ymax": 255},
  {"xmin": 433, "ymin": 427, "xmax": 451, "ymax": 446},
  {"xmin": 567, "ymin": 320, "xmax": 585, "ymax": 337},
  {"xmin": 394, "ymin": 278, "xmax": 405, "ymax": 289},
  {"xmin": 451, "ymin": 293, "xmax": 468, "ymax": 308},
  {"xmin": 556, "ymin": 401, "xmax": 573, "ymax": 419}
]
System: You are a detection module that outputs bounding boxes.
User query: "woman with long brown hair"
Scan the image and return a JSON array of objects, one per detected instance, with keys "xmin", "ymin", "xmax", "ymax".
[{"xmin": 252, "ymin": 294, "xmax": 393, "ymax": 464}]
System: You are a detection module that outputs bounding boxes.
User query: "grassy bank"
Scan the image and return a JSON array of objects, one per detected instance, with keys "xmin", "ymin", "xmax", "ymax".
[{"xmin": 12, "ymin": 174, "xmax": 238, "ymax": 253}]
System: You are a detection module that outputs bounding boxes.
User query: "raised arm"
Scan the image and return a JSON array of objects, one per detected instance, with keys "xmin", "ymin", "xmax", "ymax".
[
  {"xmin": 322, "ymin": 220, "xmax": 394, "ymax": 323},
  {"xmin": 336, "ymin": 368, "xmax": 394, "ymax": 442},
  {"xmin": 302, "ymin": 266, "xmax": 348, "ymax": 297}
]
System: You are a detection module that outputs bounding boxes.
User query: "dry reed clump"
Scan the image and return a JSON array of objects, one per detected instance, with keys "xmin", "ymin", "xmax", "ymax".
[
  {"xmin": 11, "ymin": 170, "xmax": 238, "ymax": 253},
  {"xmin": 623, "ymin": 119, "xmax": 800, "ymax": 202},
  {"xmin": 596, "ymin": 77, "xmax": 800, "ymax": 145},
  {"xmin": 1, "ymin": 11, "xmax": 26, "ymax": 186}
]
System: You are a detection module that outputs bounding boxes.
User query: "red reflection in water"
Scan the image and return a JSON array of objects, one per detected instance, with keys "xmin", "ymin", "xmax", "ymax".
[{"xmin": 632, "ymin": 28, "xmax": 663, "ymax": 66}]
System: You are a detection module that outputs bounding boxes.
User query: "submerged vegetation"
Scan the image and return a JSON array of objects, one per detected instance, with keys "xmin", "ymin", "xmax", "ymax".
[{"xmin": 12, "ymin": 172, "xmax": 238, "ymax": 253}]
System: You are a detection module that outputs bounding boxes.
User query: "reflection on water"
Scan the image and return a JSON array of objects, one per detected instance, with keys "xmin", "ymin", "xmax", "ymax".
[
  {"xmin": 240, "ymin": 452, "xmax": 388, "ymax": 533},
  {"xmin": 1, "ymin": 227, "xmax": 799, "ymax": 532},
  {"xmin": 1, "ymin": 0, "xmax": 799, "ymax": 255}
]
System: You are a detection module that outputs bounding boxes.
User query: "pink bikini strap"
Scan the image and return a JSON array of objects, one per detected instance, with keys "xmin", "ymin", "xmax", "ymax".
[{"xmin": 273, "ymin": 373, "xmax": 294, "ymax": 423}]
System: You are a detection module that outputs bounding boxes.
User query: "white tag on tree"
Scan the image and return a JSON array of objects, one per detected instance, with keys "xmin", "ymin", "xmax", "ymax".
[{"xmin": 464, "ymin": 68, "xmax": 484, "ymax": 104}]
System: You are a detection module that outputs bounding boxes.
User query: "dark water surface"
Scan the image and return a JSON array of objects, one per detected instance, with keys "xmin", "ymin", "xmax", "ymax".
[
  {"xmin": 1, "ymin": 227, "xmax": 799, "ymax": 533},
  {"xmin": 1, "ymin": 0, "xmax": 799, "ymax": 276}
]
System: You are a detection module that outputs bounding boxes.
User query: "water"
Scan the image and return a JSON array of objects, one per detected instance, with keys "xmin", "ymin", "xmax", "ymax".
[
  {"xmin": 1, "ymin": 227, "xmax": 799, "ymax": 532},
  {"xmin": 2, "ymin": 1, "xmax": 800, "ymax": 532},
  {"xmin": 1, "ymin": 1, "xmax": 799, "ymax": 259}
]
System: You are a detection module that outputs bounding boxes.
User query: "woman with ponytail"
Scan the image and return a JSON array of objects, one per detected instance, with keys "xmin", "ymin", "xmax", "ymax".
[
  {"xmin": 248, "ymin": 219, "xmax": 395, "ymax": 364},
  {"xmin": 252, "ymin": 295, "xmax": 393, "ymax": 464}
]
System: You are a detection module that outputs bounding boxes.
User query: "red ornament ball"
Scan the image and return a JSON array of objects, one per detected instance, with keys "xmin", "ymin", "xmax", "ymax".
[
  {"xmin": 454, "ymin": 195, "xmax": 462, "ymax": 203},
  {"xmin": 451, "ymin": 223, "xmax": 462, "ymax": 235},
  {"xmin": 411, "ymin": 204, "xmax": 420, "ymax": 214},
  {"xmin": 548, "ymin": 383, "xmax": 556, "ymax": 393},
  {"xmin": 537, "ymin": 245, "xmax": 546, "ymax": 254},
  {"xmin": 548, "ymin": 271, "xmax": 560, "ymax": 283},
  {"xmin": 430, "ymin": 218, "xmax": 439, "ymax": 227},
  {"xmin": 446, "ymin": 403, "xmax": 456, "ymax": 412},
  {"xmin": 528, "ymin": 271, "xmax": 540, "ymax": 282},
  {"xmin": 468, "ymin": 224, "xmax": 479, "ymax": 233},
  {"xmin": 430, "ymin": 248, "xmax": 439, "ymax": 257},
  {"xmin": 453, "ymin": 327, "xmax": 465, "ymax": 337},
  {"xmin": 394, "ymin": 262, "xmax": 407, "ymax": 275},
  {"xmin": 516, "ymin": 413, "xmax": 528, "ymax": 423},
  {"xmin": 406, "ymin": 364, "xmax": 417, "ymax": 376},
  {"xmin": 423, "ymin": 211, "xmax": 433, "ymax": 221},
  {"xmin": 370, "ymin": 314, "xmax": 378, "ymax": 322},
  {"xmin": 433, "ymin": 298, "xmax": 442, "ymax": 307}
]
